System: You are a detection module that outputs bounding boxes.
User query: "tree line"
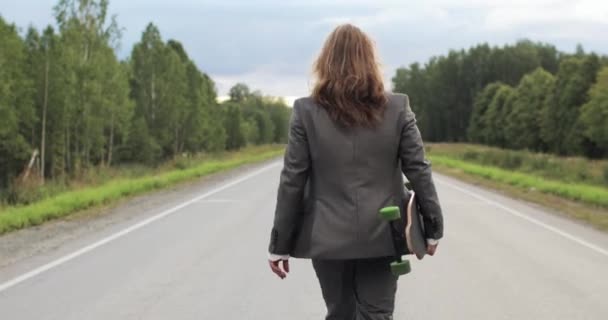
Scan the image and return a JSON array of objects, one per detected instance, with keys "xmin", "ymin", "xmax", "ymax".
[
  {"xmin": 0, "ymin": 0, "xmax": 290, "ymax": 194},
  {"xmin": 392, "ymin": 41, "xmax": 608, "ymax": 158}
]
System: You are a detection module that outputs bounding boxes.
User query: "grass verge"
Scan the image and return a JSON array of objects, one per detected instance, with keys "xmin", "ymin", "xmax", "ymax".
[
  {"xmin": 429, "ymin": 155, "xmax": 608, "ymax": 231},
  {"xmin": 427, "ymin": 143, "xmax": 608, "ymax": 187},
  {"xmin": 0, "ymin": 146, "xmax": 285, "ymax": 235},
  {"xmin": 430, "ymin": 155, "xmax": 608, "ymax": 207}
]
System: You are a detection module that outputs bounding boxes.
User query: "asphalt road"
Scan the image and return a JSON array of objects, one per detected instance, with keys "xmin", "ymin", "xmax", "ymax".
[{"xmin": 1, "ymin": 160, "xmax": 607, "ymax": 319}]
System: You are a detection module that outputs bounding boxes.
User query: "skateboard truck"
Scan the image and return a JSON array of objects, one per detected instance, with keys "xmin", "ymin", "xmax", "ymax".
[{"xmin": 379, "ymin": 206, "xmax": 411, "ymax": 276}]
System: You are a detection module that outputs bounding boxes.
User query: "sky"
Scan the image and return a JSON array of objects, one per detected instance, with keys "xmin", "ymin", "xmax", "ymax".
[{"xmin": 2, "ymin": 0, "xmax": 608, "ymax": 101}]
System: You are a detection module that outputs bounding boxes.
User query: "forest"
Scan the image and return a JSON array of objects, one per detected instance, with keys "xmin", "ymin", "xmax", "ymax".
[
  {"xmin": 392, "ymin": 41, "xmax": 608, "ymax": 158},
  {"xmin": 0, "ymin": 0, "xmax": 291, "ymax": 202},
  {"xmin": 3, "ymin": 0, "xmax": 608, "ymax": 207}
]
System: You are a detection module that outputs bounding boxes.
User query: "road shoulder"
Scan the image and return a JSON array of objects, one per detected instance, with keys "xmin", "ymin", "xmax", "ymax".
[
  {"xmin": 433, "ymin": 172, "xmax": 608, "ymax": 252},
  {"xmin": 0, "ymin": 159, "xmax": 281, "ymax": 272},
  {"xmin": 433, "ymin": 165, "xmax": 608, "ymax": 232}
]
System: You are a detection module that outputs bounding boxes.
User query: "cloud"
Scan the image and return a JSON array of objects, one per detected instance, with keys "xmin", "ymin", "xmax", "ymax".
[
  {"xmin": 482, "ymin": 0, "xmax": 608, "ymax": 30},
  {"xmin": 1, "ymin": 0, "xmax": 607, "ymax": 98},
  {"xmin": 213, "ymin": 64, "xmax": 314, "ymax": 98}
]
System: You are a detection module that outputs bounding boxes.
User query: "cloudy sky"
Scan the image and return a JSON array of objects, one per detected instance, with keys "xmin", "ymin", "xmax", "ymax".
[{"xmin": 2, "ymin": 0, "xmax": 607, "ymax": 99}]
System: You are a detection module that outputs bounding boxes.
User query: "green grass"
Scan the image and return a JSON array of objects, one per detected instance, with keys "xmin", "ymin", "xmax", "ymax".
[
  {"xmin": 0, "ymin": 146, "xmax": 285, "ymax": 235},
  {"xmin": 429, "ymin": 155, "xmax": 608, "ymax": 208},
  {"xmin": 426, "ymin": 143, "xmax": 608, "ymax": 187}
]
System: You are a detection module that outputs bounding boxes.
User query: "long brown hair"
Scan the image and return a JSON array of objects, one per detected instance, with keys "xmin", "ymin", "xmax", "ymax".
[{"xmin": 312, "ymin": 24, "xmax": 388, "ymax": 128}]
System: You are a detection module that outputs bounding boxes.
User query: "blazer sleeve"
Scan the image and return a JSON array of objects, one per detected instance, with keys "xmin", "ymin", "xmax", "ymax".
[
  {"xmin": 268, "ymin": 100, "xmax": 311, "ymax": 255},
  {"xmin": 398, "ymin": 95, "xmax": 444, "ymax": 240}
]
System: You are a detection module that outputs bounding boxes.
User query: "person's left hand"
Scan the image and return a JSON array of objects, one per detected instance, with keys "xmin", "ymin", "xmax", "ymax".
[{"xmin": 269, "ymin": 259, "xmax": 290, "ymax": 279}]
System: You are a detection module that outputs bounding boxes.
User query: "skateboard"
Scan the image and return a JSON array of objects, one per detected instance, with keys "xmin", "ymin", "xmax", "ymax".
[{"xmin": 378, "ymin": 182, "xmax": 427, "ymax": 276}]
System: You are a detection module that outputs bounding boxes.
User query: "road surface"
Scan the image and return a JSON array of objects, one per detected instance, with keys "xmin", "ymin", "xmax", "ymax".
[{"xmin": 1, "ymin": 159, "xmax": 607, "ymax": 319}]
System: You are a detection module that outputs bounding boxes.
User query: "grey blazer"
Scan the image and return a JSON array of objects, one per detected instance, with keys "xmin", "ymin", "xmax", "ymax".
[{"xmin": 268, "ymin": 93, "xmax": 443, "ymax": 259}]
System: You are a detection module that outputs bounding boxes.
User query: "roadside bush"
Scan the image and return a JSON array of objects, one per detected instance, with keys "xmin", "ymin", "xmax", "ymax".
[
  {"xmin": 574, "ymin": 162, "xmax": 590, "ymax": 181},
  {"xmin": 427, "ymin": 143, "xmax": 608, "ymax": 187},
  {"xmin": 173, "ymin": 157, "xmax": 190, "ymax": 170},
  {"xmin": 501, "ymin": 151, "xmax": 523, "ymax": 169},
  {"xmin": 463, "ymin": 150, "xmax": 479, "ymax": 161},
  {"xmin": 5, "ymin": 177, "xmax": 60, "ymax": 205},
  {"xmin": 527, "ymin": 155, "xmax": 549, "ymax": 171}
]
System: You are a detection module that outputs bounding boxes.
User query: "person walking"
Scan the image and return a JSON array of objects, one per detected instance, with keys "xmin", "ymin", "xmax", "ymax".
[{"xmin": 267, "ymin": 24, "xmax": 444, "ymax": 320}]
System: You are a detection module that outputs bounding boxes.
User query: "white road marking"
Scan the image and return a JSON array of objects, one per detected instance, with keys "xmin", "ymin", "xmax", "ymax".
[
  {"xmin": 0, "ymin": 161, "xmax": 282, "ymax": 293},
  {"xmin": 195, "ymin": 199, "xmax": 240, "ymax": 203},
  {"xmin": 436, "ymin": 177, "xmax": 608, "ymax": 258}
]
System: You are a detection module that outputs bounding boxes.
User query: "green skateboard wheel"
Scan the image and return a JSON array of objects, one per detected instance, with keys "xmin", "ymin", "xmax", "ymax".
[
  {"xmin": 390, "ymin": 260, "xmax": 411, "ymax": 276},
  {"xmin": 379, "ymin": 206, "xmax": 400, "ymax": 221}
]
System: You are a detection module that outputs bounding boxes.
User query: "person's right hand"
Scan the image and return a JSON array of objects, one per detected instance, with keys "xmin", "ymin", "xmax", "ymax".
[{"xmin": 427, "ymin": 243, "xmax": 438, "ymax": 256}]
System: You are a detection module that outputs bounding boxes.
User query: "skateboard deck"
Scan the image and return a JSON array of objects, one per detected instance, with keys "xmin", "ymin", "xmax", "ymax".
[{"xmin": 404, "ymin": 190, "xmax": 427, "ymax": 259}]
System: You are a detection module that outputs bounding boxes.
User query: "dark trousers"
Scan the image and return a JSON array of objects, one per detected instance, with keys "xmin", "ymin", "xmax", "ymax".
[{"xmin": 312, "ymin": 257, "xmax": 398, "ymax": 320}]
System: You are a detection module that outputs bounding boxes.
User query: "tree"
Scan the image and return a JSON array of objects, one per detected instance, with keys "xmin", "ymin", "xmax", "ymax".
[
  {"xmin": 38, "ymin": 28, "xmax": 52, "ymax": 178},
  {"xmin": 223, "ymin": 104, "xmax": 246, "ymax": 150},
  {"xmin": 241, "ymin": 118, "xmax": 260, "ymax": 146},
  {"xmin": 468, "ymin": 83, "xmax": 503, "ymax": 144},
  {"xmin": 131, "ymin": 23, "xmax": 188, "ymax": 159},
  {"xmin": 0, "ymin": 1, "xmax": 288, "ymax": 203},
  {"xmin": 253, "ymin": 110, "xmax": 274, "ymax": 144},
  {"xmin": 393, "ymin": 40, "xmax": 561, "ymax": 142},
  {"xmin": 240, "ymin": 95, "xmax": 275, "ymax": 144},
  {"xmin": 202, "ymin": 105, "xmax": 227, "ymax": 152},
  {"xmin": 392, "ymin": 63, "xmax": 431, "ymax": 138},
  {"xmin": 121, "ymin": 117, "xmax": 160, "ymax": 164},
  {"xmin": 482, "ymin": 84, "xmax": 515, "ymax": 148},
  {"xmin": 23, "ymin": 26, "xmax": 66, "ymax": 179},
  {"xmin": 0, "ymin": 17, "xmax": 34, "ymax": 187},
  {"xmin": 489, "ymin": 40, "xmax": 542, "ymax": 86},
  {"xmin": 541, "ymin": 56, "xmax": 601, "ymax": 155},
  {"xmin": 579, "ymin": 66, "xmax": 608, "ymax": 156},
  {"xmin": 229, "ymin": 83, "xmax": 250, "ymax": 102},
  {"xmin": 160, "ymin": 44, "xmax": 188, "ymax": 156},
  {"xmin": 505, "ymin": 68, "xmax": 555, "ymax": 151},
  {"xmin": 101, "ymin": 56, "xmax": 133, "ymax": 166},
  {"xmin": 166, "ymin": 40, "xmax": 221, "ymax": 155},
  {"xmin": 268, "ymin": 99, "xmax": 291, "ymax": 143},
  {"xmin": 52, "ymin": 0, "xmax": 124, "ymax": 171}
]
